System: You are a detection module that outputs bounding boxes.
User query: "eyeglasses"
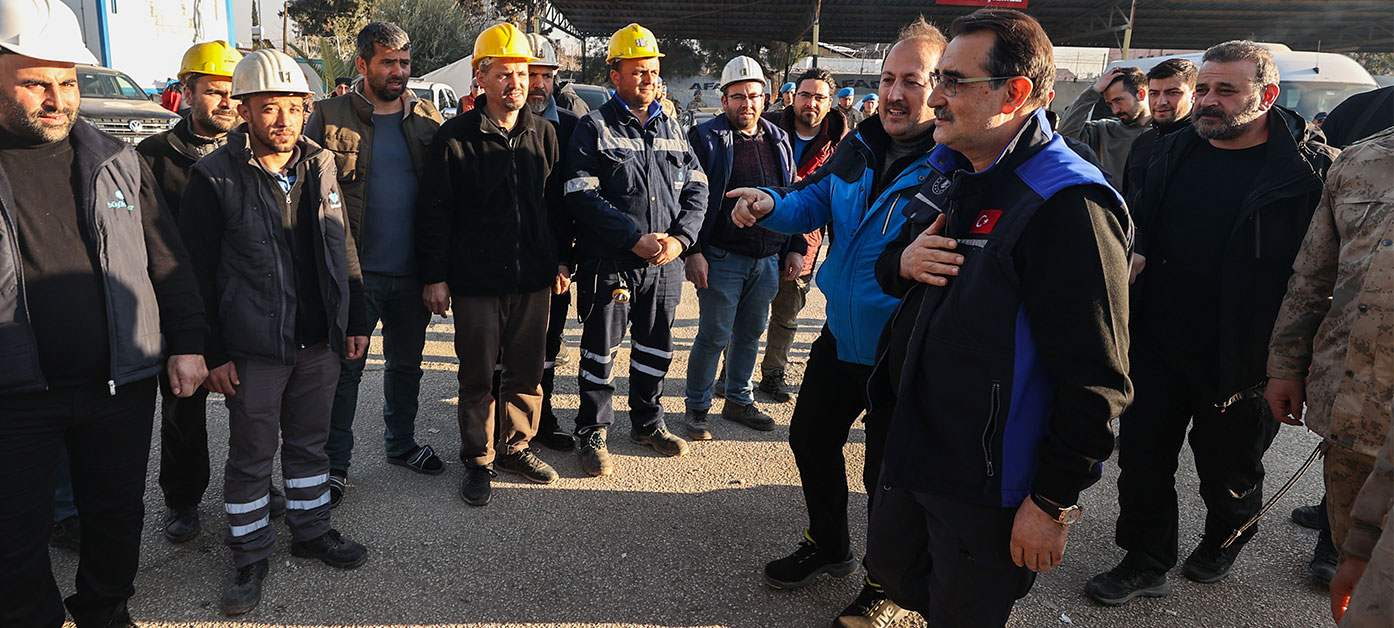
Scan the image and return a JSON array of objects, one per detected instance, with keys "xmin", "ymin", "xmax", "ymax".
[
  {"xmin": 795, "ymin": 91, "xmax": 829, "ymax": 103},
  {"xmin": 725, "ymin": 93, "xmax": 765, "ymax": 104},
  {"xmin": 929, "ymin": 71, "xmax": 1020, "ymax": 96}
]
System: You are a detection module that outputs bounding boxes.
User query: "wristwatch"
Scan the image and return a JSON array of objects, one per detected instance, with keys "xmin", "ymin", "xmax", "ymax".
[{"xmin": 1031, "ymin": 493, "xmax": 1082, "ymax": 525}]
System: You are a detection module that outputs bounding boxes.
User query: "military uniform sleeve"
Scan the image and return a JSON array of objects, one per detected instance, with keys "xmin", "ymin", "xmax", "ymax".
[
  {"xmin": 1345, "ymin": 415, "xmax": 1393, "ymax": 561},
  {"xmin": 178, "ymin": 169, "xmax": 228, "ymax": 367},
  {"xmin": 140, "ymin": 157, "xmax": 207, "ymax": 357},
  {"xmin": 563, "ymin": 118, "xmax": 645, "ymax": 252},
  {"xmin": 1266, "ymin": 166, "xmax": 1343, "ymax": 381},
  {"xmin": 1018, "ymin": 185, "xmax": 1133, "ymax": 506}
]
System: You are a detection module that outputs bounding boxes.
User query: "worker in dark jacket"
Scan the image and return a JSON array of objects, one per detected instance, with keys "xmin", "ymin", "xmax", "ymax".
[
  {"xmin": 304, "ymin": 21, "xmax": 446, "ymax": 507},
  {"xmin": 1087, "ymin": 40, "xmax": 1339, "ymax": 606},
  {"xmin": 523, "ymin": 31, "xmax": 582, "ymax": 451},
  {"xmin": 178, "ymin": 49, "xmax": 372, "ymax": 616},
  {"xmin": 1120, "ymin": 59, "xmax": 1195, "ymax": 205},
  {"xmin": 682, "ymin": 55, "xmax": 800, "ymax": 440},
  {"xmin": 760, "ymin": 67, "xmax": 849, "ymax": 402},
  {"xmin": 0, "ymin": 6, "xmax": 208, "ymax": 624},
  {"xmin": 861, "ymin": 11, "xmax": 1132, "ymax": 626},
  {"xmin": 563, "ymin": 23, "xmax": 708, "ymax": 477},
  {"xmin": 136, "ymin": 39, "xmax": 252, "ymax": 545},
  {"xmin": 1319, "ymin": 85, "xmax": 1393, "ymax": 149},
  {"xmin": 416, "ymin": 23, "xmax": 564, "ymax": 506}
]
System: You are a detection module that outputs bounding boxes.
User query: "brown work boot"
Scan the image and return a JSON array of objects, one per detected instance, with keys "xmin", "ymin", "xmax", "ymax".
[
  {"xmin": 630, "ymin": 425, "xmax": 689, "ymax": 457},
  {"xmin": 578, "ymin": 428, "xmax": 614, "ymax": 477}
]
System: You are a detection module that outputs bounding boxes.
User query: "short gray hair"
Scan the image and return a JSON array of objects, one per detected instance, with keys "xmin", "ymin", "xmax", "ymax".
[
  {"xmin": 356, "ymin": 21, "xmax": 410, "ymax": 63},
  {"xmin": 1202, "ymin": 40, "xmax": 1279, "ymax": 90}
]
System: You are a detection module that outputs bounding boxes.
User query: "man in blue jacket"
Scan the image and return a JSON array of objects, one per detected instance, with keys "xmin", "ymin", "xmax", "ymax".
[
  {"xmin": 562, "ymin": 24, "xmax": 708, "ymax": 477},
  {"xmin": 728, "ymin": 18, "xmax": 947, "ymax": 627},
  {"xmin": 682, "ymin": 55, "xmax": 801, "ymax": 441},
  {"xmin": 862, "ymin": 10, "xmax": 1132, "ymax": 626}
]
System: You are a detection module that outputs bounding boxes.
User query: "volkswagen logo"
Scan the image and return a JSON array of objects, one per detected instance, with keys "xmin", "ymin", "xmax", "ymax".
[{"xmin": 128, "ymin": 120, "xmax": 143, "ymax": 133}]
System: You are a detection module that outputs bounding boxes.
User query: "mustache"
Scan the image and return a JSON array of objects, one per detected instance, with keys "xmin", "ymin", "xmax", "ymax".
[
  {"xmin": 1196, "ymin": 105, "xmax": 1226, "ymax": 118},
  {"xmin": 933, "ymin": 106, "xmax": 953, "ymax": 121}
]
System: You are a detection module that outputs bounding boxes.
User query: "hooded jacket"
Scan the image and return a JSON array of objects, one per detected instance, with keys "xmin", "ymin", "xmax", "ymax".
[{"xmin": 1132, "ymin": 106, "xmax": 1338, "ymax": 404}]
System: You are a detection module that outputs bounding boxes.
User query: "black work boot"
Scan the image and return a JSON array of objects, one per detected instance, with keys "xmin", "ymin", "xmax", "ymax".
[
  {"xmin": 686, "ymin": 407, "xmax": 712, "ymax": 441},
  {"xmin": 534, "ymin": 411, "xmax": 576, "ymax": 451},
  {"xmin": 221, "ymin": 558, "xmax": 269, "ymax": 616},
  {"xmin": 835, "ymin": 579, "xmax": 908, "ymax": 628},
  {"xmin": 291, "ymin": 529, "xmax": 368, "ymax": 568},
  {"xmin": 763, "ymin": 529, "xmax": 858, "ymax": 589},
  {"xmin": 1182, "ymin": 535, "xmax": 1245, "ymax": 583},
  {"xmin": 269, "ymin": 484, "xmax": 287, "ymax": 517},
  {"xmin": 163, "ymin": 506, "xmax": 200, "ymax": 543},
  {"xmin": 497, "ymin": 449, "xmax": 559, "ymax": 484},
  {"xmin": 758, "ymin": 370, "xmax": 796, "ymax": 403},
  {"xmin": 1291, "ymin": 503, "xmax": 1323, "ymax": 530},
  {"xmin": 1309, "ymin": 529, "xmax": 1339, "ymax": 583},
  {"xmin": 460, "ymin": 464, "xmax": 496, "ymax": 506},
  {"xmin": 1085, "ymin": 562, "xmax": 1170, "ymax": 606},
  {"xmin": 722, "ymin": 400, "xmax": 776, "ymax": 431}
]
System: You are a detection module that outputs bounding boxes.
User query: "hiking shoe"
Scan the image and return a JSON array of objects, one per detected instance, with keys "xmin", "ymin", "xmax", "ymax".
[
  {"xmin": 497, "ymin": 449, "xmax": 558, "ymax": 484},
  {"xmin": 269, "ymin": 484, "xmax": 287, "ymax": 517},
  {"xmin": 327, "ymin": 472, "xmax": 347, "ymax": 509},
  {"xmin": 291, "ymin": 528, "xmax": 368, "ymax": 569},
  {"xmin": 388, "ymin": 444, "xmax": 445, "ymax": 475},
  {"xmin": 163, "ymin": 506, "xmax": 200, "ymax": 543},
  {"xmin": 764, "ymin": 529, "xmax": 858, "ymax": 589},
  {"xmin": 1182, "ymin": 536, "xmax": 1244, "ymax": 583},
  {"xmin": 834, "ymin": 582, "xmax": 908, "ymax": 628},
  {"xmin": 1291, "ymin": 504, "xmax": 1323, "ymax": 530},
  {"xmin": 686, "ymin": 407, "xmax": 712, "ymax": 441},
  {"xmin": 221, "ymin": 558, "xmax": 268, "ymax": 616},
  {"xmin": 1310, "ymin": 531, "xmax": 1339, "ymax": 584},
  {"xmin": 722, "ymin": 401, "xmax": 776, "ymax": 431},
  {"xmin": 759, "ymin": 371, "xmax": 796, "ymax": 403},
  {"xmin": 460, "ymin": 464, "xmax": 496, "ymax": 506},
  {"xmin": 631, "ymin": 425, "xmax": 690, "ymax": 457},
  {"xmin": 50, "ymin": 514, "xmax": 80, "ymax": 552},
  {"xmin": 1085, "ymin": 563, "xmax": 1170, "ymax": 606},
  {"xmin": 579, "ymin": 428, "xmax": 615, "ymax": 477},
  {"xmin": 534, "ymin": 413, "xmax": 576, "ymax": 452}
]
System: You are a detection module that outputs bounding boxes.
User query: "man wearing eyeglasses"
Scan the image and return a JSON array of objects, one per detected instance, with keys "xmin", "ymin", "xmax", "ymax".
[
  {"xmin": 681, "ymin": 56, "xmax": 799, "ymax": 440},
  {"xmin": 759, "ymin": 67, "xmax": 850, "ymax": 403},
  {"xmin": 728, "ymin": 17, "xmax": 947, "ymax": 628},
  {"xmin": 859, "ymin": 9, "xmax": 1131, "ymax": 625}
]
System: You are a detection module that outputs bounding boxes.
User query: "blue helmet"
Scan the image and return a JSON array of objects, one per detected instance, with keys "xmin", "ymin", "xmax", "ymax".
[
  {"xmin": 861, "ymin": 93, "xmax": 878, "ymax": 102},
  {"xmin": 836, "ymin": 87, "xmax": 854, "ymax": 98},
  {"xmin": 780, "ymin": 82, "xmax": 795, "ymax": 94}
]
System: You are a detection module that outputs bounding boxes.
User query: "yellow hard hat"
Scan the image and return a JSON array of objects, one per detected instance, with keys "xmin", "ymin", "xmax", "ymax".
[
  {"xmin": 606, "ymin": 23, "xmax": 663, "ymax": 64},
  {"xmin": 472, "ymin": 22, "xmax": 538, "ymax": 70},
  {"xmin": 179, "ymin": 40, "xmax": 242, "ymax": 82}
]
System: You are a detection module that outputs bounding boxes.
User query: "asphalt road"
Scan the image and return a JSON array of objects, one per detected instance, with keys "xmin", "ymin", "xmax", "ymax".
[{"xmin": 52, "ymin": 280, "xmax": 1333, "ymax": 628}]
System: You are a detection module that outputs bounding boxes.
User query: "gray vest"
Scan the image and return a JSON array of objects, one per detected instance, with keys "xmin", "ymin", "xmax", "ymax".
[{"xmin": 0, "ymin": 121, "xmax": 164, "ymax": 394}]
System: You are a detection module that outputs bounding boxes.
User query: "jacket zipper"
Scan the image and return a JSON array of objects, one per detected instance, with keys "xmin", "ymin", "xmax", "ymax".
[
  {"xmin": 267, "ymin": 174, "xmax": 291, "ymax": 364},
  {"xmin": 982, "ymin": 380, "xmax": 1001, "ymax": 479},
  {"xmin": 88, "ymin": 156, "xmax": 122, "ymax": 395},
  {"xmin": 509, "ymin": 133, "xmax": 522, "ymax": 287}
]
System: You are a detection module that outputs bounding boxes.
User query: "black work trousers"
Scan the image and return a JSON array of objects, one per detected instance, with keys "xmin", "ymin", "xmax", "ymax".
[
  {"xmin": 541, "ymin": 287, "xmax": 570, "ymax": 430},
  {"xmin": 0, "ymin": 378, "xmax": 157, "ymax": 628},
  {"xmin": 865, "ymin": 485, "xmax": 1036, "ymax": 627},
  {"xmin": 788, "ymin": 327, "xmax": 887, "ymax": 558},
  {"xmin": 157, "ymin": 372, "xmax": 211, "ymax": 509},
  {"xmin": 1114, "ymin": 337, "xmax": 1280, "ymax": 572}
]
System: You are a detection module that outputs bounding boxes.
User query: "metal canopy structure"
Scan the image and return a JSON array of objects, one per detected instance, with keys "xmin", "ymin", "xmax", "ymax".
[{"xmin": 546, "ymin": 0, "xmax": 1393, "ymax": 53}]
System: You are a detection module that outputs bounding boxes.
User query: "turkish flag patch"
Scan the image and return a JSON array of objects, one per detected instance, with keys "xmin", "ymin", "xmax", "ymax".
[{"xmin": 968, "ymin": 210, "xmax": 1003, "ymax": 235}]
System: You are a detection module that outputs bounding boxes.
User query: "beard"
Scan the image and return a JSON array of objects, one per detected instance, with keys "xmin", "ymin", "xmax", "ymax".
[
  {"xmin": 527, "ymin": 88, "xmax": 550, "ymax": 114},
  {"xmin": 369, "ymin": 75, "xmax": 407, "ymax": 103},
  {"xmin": 193, "ymin": 105, "xmax": 239, "ymax": 135},
  {"xmin": 1193, "ymin": 94, "xmax": 1264, "ymax": 140},
  {"xmin": 0, "ymin": 95, "xmax": 76, "ymax": 143},
  {"xmin": 251, "ymin": 123, "xmax": 298, "ymax": 154}
]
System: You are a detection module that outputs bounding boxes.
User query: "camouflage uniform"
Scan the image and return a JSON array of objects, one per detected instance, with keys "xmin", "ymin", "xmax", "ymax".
[
  {"xmin": 1268, "ymin": 127, "xmax": 1394, "ymax": 547},
  {"xmin": 1339, "ymin": 401, "xmax": 1392, "ymax": 628}
]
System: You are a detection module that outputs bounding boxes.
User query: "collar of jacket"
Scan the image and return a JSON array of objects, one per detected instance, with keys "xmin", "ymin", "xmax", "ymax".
[
  {"xmin": 705, "ymin": 111, "xmax": 789, "ymax": 144},
  {"xmin": 1167, "ymin": 105, "xmax": 1328, "ymax": 185},
  {"xmin": 1152, "ymin": 113, "xmax": 1193, "ymax": 136},
  {"xmin": 225, "ymin": 124, "xmax": 325, "ymax": 172},
  {"xmin": 537, "ymin": 93, "xmax": 560, "ymax": 123},
  {"xmin": 471, "ymin": 94, "xmax": 537, "ymax": 138},
  {"xmin": 777, "ymin": 106, "xmax": 847, "ymax": 156},
  {"xmin": 928, "ymin": 107, "xmax": 1053, "ymax": 180},
  {"xmin": 168, "ymin": 116, "xmax": 226, "ymax": 162},
  {"xmin": 346, "ymin": 82, "xmax": 428, "ymax": 124},
  {"xmin": 604, "ymin": 95, "xmax": 665, "ymax": 129}
]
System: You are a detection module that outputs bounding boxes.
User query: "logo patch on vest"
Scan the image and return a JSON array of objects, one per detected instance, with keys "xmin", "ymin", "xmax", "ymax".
[
  {"xmin": 108, "ymin": 189, "xmax": 131, "ymax": 211},
  {"xmin": 930, "ymin": 175, "xmax": 950, "ymax": 195},
  {"xmin": 328, "ymin": 191, "xmax": 342, "ymax": 209},
  {"xmin": 968, "ymin": 210, "xmax": 1002, "ymax": 235}
]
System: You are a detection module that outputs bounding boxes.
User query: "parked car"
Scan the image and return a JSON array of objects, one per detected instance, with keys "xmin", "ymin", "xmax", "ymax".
[
  {"xmin": 409, "ymin": 79, "xmax": 459, "ymax": 118},
  {"xmin": 568, "ymin": 83, "xmax": 610, "ymax": 111},
  {"xmin": 75, "ymin": 64, "xmax": 180, "ymax": 144}
]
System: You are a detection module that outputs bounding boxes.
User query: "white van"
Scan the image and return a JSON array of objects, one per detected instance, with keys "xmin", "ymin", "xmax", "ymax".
[
  {"xmin": 408, "ymin": 79, "xmax": 460, "ymax": 118},
  {"xmin": 1106, "ymin": 44, "xmax": 1377, "ymax": 120}
]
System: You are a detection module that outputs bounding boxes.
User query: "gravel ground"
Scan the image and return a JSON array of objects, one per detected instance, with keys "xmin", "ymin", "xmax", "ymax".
[{"xmin": 53, "ymin": 280, "xmax": 1332, "ymax": 628}]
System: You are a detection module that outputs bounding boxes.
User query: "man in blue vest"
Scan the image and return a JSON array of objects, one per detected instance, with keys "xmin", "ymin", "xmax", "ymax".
[{"xmin": 860, "ymin": 9, "xmax": 1133, "ymax": 626}]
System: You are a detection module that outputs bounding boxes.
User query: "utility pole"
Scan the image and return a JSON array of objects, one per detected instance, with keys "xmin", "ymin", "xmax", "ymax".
[
  {"xmin": 810, "ymin": 0, "xmax": 822, "ymax": 68},
  {"xmin": 282, "ymin": 0, "xmax": 289, "ymax": 54},
  {"xmin": 1120, "ymin": 0, "xmax": 1137, "ymax": 60}
]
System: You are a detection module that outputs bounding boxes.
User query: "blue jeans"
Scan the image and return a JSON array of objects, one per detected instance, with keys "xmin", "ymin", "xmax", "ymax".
[
  {"xmin": 327, "ymin": 273, "xmax": 431, "ymax": 473},
  {"xmin": 686, "ymin": 247, "xmax": 780, "ymax": 409}
]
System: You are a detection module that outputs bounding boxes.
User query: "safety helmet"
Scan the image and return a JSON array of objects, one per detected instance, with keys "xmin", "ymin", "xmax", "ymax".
[
  {"xmin": 861, "ymin": 93, "xmax": 878, "ymax": 102},
  {"xmin": 837, "ymin": 87, "xmax": 854, "ymax": 98},
  {"xmin": 780, "ymin": 82, "xmax": 795, "ymax": 94},
  {"xmin": 178, "ymin": 40, "xmax": 243, "ymax": 82},
  {"xmin": 472, "ymin": 23, "xmax": 537, "ymax": 70},
  {"xmin": 606, "ymin": 23, "xmax": 663, "ymax": 64},
  {"xmin": 719, "ymin": 55, "xmax": 765, "ymax": 92},
  {"xmin": 0, "ymin": 0, "xmax": 97, "ymax": 65},
  {"xmin": 526, "ymin": 33, "xmax": 559, "ymax": 68},
  {"xmin": 231, "ymin": 49, "xmax": 312, "ymax": 98}
]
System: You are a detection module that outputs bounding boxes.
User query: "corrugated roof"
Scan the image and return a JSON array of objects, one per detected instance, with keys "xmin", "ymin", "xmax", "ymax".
[{"xmin": 549, "ymin": 0, "xmax": 1393, "ymax": 52}]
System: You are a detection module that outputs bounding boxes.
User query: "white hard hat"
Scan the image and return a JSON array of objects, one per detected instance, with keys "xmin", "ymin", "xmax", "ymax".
[
  {"xmin": 526, "ymin": 33, "xmax": 559, "ymax": 68},
  {"xmin": 720, "ymin": 55, "xmax": 765, "ymax": 91},
  {"xmin": 232, "ymin": 49, "xmax": 312, "ymax": 98},
  {"xmin": 0, "ymin": 0, "xmax": 98, "ymax": 65}
]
